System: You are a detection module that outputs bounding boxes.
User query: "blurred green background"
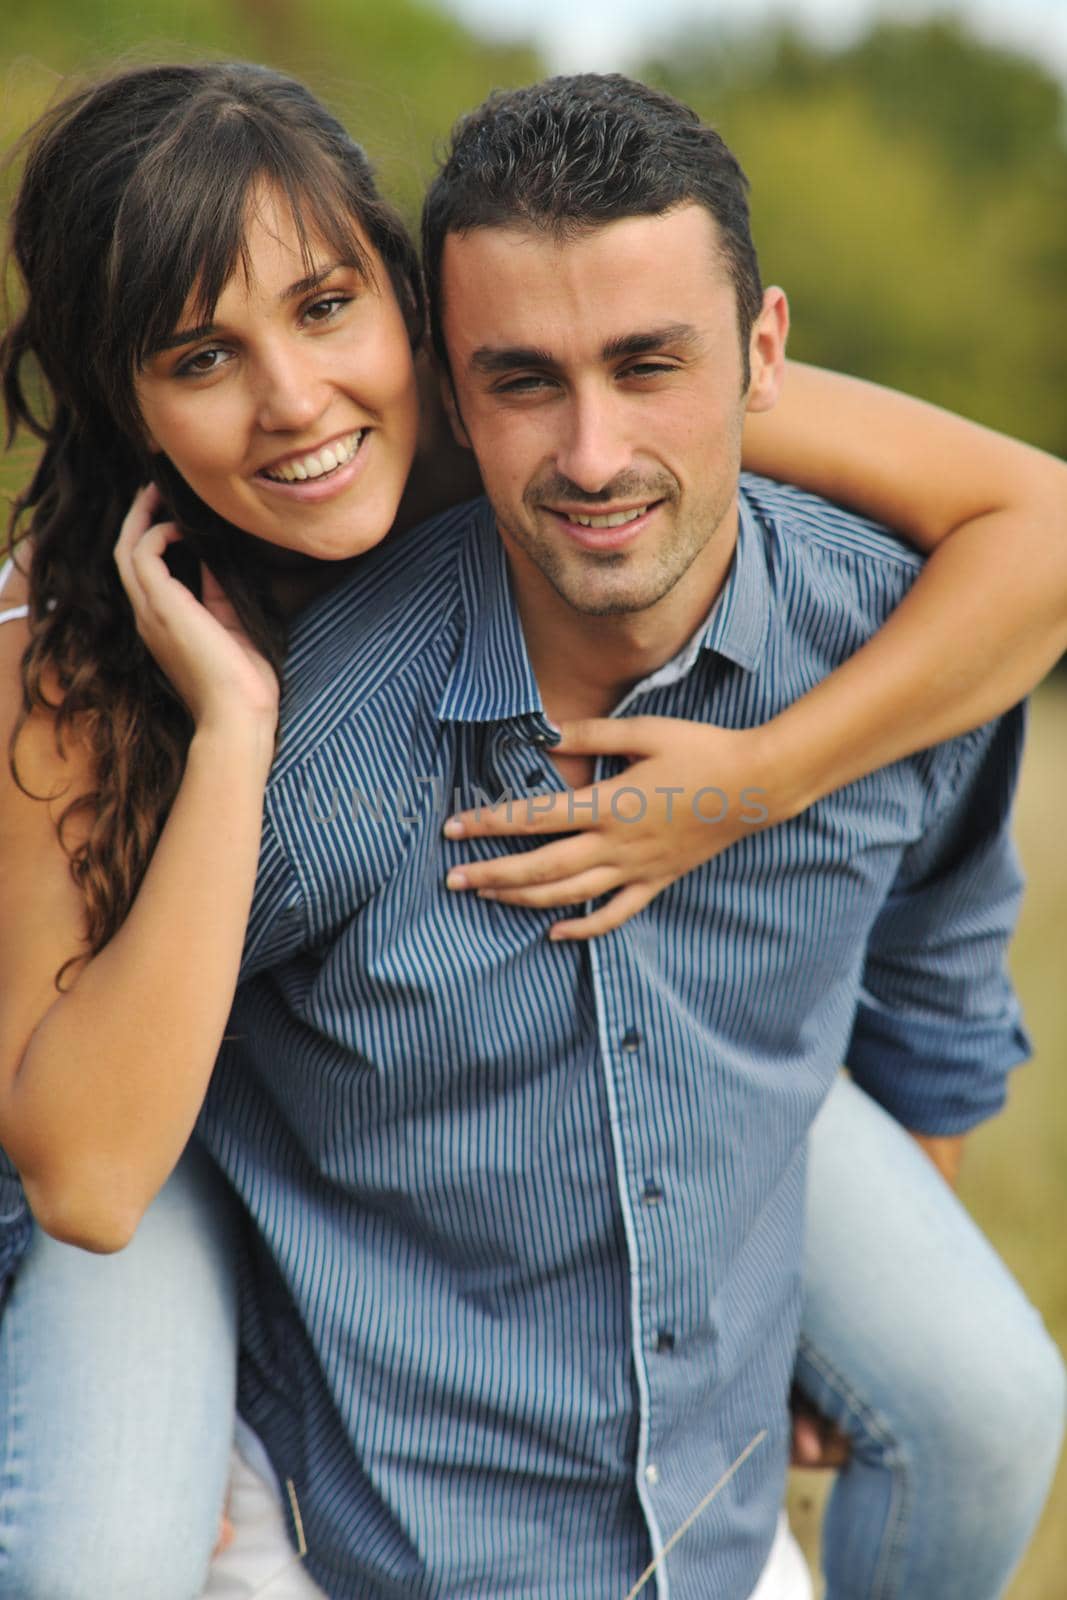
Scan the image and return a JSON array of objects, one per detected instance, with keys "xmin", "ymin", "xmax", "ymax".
[{"xmin": 2, "ymin": 3, "xmax": 1064, "ymax": 1594}]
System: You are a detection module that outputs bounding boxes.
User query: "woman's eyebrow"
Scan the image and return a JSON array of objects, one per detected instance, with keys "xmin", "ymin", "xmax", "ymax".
[
  {"xmin": 147, "ymin": 322, "xmax": 216, "ymax": 356},
  {"xmin": 284, "ymin": 259, "xmax": 359, "ymax": 299}
]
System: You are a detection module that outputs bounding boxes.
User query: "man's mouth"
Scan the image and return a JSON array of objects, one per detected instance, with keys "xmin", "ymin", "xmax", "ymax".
[
  {"xmin": 259, "ymin": 430, "xmax": 364, "ymax": 484},
  {"xmin": 567, "ymin": 505, "xmax": 650, "ymax": 530},
  {"xmin": 543, "ymin": 499, "xmax": 665, "ymax": 549}
]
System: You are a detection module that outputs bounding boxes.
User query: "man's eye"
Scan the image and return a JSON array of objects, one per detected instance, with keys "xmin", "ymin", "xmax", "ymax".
[
  {"xmin": 494, "ymin": 375, "xmax": 553, "ymax": 395},
  {"xmin": 622, "ymin": 361, "xmax": 678, "ymax": 379}
]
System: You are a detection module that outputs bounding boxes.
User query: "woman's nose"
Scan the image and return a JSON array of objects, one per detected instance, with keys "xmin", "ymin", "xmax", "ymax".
[{"xmin": 253, "ymin": 344, "xmax": 331, "ymax": 434}]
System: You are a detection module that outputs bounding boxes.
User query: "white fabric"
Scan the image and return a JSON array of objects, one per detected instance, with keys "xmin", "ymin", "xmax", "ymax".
[
  {"xmin": 203, "ymin": 1424, "xmax": 812, "ymax": 1600},
  {"xmin": 202, "ymin": 1421, "xmax": 326, "ymax": 1598},
  {"xmin": 749, "ymin": 1511, "xmax": 814, "ymax": 1600},
  {"xmin": 0, "ymin": 557, "xmax": 29, "ymax": 625}
]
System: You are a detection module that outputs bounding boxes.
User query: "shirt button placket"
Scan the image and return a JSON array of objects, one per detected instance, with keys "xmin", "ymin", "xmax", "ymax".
[{"xmin": 623, "ymin": 1023, "xmax": 669, "ymax": 1498}]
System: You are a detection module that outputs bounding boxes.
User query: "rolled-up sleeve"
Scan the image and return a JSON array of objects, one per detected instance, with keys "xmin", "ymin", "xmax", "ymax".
[
  {"xmin": 847, "ymin": 705, "xmax": 1031, "ymax": 1134},
  {"xmin": 0, "ymin": 1149, "xmax": 32, "ymax": 1298}
]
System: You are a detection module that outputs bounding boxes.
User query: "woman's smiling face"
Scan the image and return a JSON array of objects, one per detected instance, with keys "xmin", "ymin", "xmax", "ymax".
[{"xmin": 134, "ymin": 185, "xmax": 420, "ymax": 562}]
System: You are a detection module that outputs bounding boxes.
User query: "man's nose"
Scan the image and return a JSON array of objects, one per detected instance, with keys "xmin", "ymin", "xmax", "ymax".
[
  {"xmin": 553, "ymin": 387, "xmax": 634, "ymax": 493},
  {"xmin": 253, "ymin": 344, "xmax": 330, "ymax": 434}
]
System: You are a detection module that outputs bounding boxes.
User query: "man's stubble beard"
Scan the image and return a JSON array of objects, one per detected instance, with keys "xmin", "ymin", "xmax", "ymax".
[{"xmin": 509, "ymin": 455, "xmax": 742, "ymax": 620}]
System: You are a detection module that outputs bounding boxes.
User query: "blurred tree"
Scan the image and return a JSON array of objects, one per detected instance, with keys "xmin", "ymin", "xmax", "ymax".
[
  {"xmin": 0, "ymin": 0, "xmax": 543, "ymax": 224},
  {"xmin": 835, "ymin": 18, "xmax": 1065, "ymax": 179}
]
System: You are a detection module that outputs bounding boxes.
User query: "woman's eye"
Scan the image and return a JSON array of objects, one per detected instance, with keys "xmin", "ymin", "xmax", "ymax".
[
  {"xmin": 304, "ymin": 294, "xmax": 350, "ymax": 324},
  {"xmin": 175, "ymin": 346, "xmax": 229, "ymax": 378}
]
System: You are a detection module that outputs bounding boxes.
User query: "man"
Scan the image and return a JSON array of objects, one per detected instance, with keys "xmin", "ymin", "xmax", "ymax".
[{"xmin": 203, "ymin": 77, "xmax": 1042, "ymax": 1598}]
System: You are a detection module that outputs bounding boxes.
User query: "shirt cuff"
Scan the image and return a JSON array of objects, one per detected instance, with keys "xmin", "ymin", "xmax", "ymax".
[{"xmin": 846, "ymin": 1001, "xmax": 1032, "ymax": 1135}]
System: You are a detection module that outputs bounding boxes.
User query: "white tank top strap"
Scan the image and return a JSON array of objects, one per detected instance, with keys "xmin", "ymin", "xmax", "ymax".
[{"xmin": 0, "ymin": 557, "xmax": 30, "ymax": 625}]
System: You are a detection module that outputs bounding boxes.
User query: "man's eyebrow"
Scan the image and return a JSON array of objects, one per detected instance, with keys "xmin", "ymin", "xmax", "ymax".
[
  {"xmin": 602, "ymin": 324, "xmax": 702, "ymax": 360},
  {"xmin": 146, "ymin": 260, "xmax": 359, "ymax": 356},
  {"xmin": 469, "ymin": 344, "xmax": 557, "ymax": 375}
]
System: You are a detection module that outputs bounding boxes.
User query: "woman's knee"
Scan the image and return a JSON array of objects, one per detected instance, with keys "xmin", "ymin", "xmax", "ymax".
[
  {"xmin": 0, "ymin": 1147, "xmax": 239, "ymax": 1600},
  {"xmin": 0, "ymin": 1519, "xmax": 218, "ymax": 1600},
  {"xmin": 955, "ymin": 1306, "xmax": 1066, "ymax": 1493}
]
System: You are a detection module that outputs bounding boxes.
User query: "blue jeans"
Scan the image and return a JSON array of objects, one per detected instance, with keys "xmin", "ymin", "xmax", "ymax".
[
  {"xmin": 0, "ymin": 1078, "xmax": 1062, "ymax": 1598},
  {"xmin": 798, "ymin": 1074, "xmax": 1065, "ymax": 1599},
  {"xmin": 0, "ymin": 1145, "xmax": 239, "ymax": 1600}
]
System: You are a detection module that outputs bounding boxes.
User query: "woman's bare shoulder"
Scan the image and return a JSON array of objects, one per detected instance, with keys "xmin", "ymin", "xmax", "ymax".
[
  {"xmin": 0, "ymin": 583, "xmax": 94, "ymax": 871},
  {"xmin": 0, "ymin": 608, "xmax": 93, "ymax": 1073},
  {"xmin": 0, "ymin": 546, "xmax": 94, "ymax": 801}
]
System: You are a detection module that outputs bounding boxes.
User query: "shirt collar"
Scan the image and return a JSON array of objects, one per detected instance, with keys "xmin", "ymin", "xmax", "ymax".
[
  {"xmin": 437, "ymin": 486, "xmax": 771, "ymax": 727},
  {"xmin": 694, "ymin": 487, "xmax": 772, "ymax": 673},
  {"xmin": 437, "ymin": 501, "xmax": 548, "ymax": 728}
]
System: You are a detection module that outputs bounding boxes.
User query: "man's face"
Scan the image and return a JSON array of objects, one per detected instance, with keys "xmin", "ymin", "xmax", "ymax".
[{"xmin": 440, "ymin": 204, "xmax": 785, "ymax": 619}]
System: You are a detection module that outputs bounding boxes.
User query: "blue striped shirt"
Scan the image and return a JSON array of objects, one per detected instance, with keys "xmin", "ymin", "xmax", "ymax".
[{"xmin": 206, "ymin": 477, "xmax": 1019, "ymax": 1596}]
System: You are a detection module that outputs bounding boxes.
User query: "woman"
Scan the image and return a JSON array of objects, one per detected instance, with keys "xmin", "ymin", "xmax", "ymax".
[
  {"xmin": 0, "ymin": 61, "xmax": 1064, "ymax": 1599},
  {"xmin": 0, "ymin": 61, "xmax": 422, "ymax": 1597}
]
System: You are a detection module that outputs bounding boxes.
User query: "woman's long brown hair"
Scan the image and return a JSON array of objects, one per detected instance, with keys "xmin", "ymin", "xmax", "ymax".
[{"xmin": 1, "ymin": 62, "xmax": 423, "ymax": 979}]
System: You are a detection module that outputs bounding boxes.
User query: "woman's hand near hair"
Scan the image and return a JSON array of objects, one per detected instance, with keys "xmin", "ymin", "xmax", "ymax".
[
  {"xmin": 0, "ymin": 490, "xmax": 278, "ymax": 1250},
  {"xmin": 114, "ymin": 484, "xmax": 279, "ymax": 751},
  {"xmin": 444, "ymin": 365, "xmax": 1067, "ymax": 937}
]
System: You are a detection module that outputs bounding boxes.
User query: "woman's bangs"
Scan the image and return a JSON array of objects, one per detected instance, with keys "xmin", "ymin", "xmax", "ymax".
[
  {"xmin": 256, "ymin": 155, "xmax": 379, "ymax": 295},
  {"xmin": 120, "ymin": 149, "xmax": 260, "ymax": 373}
]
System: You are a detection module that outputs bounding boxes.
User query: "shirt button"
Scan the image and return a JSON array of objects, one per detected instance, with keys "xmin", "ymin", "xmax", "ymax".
[
  {"xmin": 642, "ymin": 1182, "xmax": 663, "ymax": 1205},
  {"xmin": 530, "ymin": 731, "xmax": 550, "ymax": 745},
  {"xmin": 656, "ymin": 1330, "xmax": 675, "ymax": 1354},
  {"xmin": 524, "ymin": 768, "xmax": 543, "ymax": 787},
  {"xmin": 645, "ymin": 1462, "xmax": 660, "ymax": 1486},
  {"xmin": 621, "ymin": 1027, "xmax": 641, "ymax": 1053}
]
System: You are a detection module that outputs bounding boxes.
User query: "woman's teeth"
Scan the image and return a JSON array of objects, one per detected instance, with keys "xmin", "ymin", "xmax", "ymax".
[
  {"xmin": 263, "ymin": 430, "xmax": 363, "ymax": 483},
  {"xmin": 569, "ymin": 506, "xmax": 648, "ymax": 529}
]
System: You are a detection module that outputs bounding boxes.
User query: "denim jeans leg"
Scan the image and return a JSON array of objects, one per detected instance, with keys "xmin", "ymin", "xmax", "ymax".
[
  {"xmin": 799, "ymin": 1073, "xmax": 1065, "ymax": 1600},
  {"xmin": 0, "ymin": 1143, "xmax": 240, "ymax": 1600}
]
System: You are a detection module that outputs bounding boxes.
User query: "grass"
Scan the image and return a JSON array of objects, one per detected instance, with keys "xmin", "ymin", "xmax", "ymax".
[{"xmin": 788, "ymin": 678, "xmax": 1067, "ymax": 1597}]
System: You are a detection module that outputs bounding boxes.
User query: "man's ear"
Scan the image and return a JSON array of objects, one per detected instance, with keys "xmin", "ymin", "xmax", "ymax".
[
  {"xmin": 439, "ymin": 368, "xmax": 472, "ymax": 451},
  {"xmin": 745, "ymin": 288, "xmax": 789, "ymax": 415}
]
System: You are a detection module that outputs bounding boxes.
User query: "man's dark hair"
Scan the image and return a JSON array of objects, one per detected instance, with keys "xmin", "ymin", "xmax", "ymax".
[{"xmin": 422, "ymin": 73, "xmax": 763, "ymax": 373}]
